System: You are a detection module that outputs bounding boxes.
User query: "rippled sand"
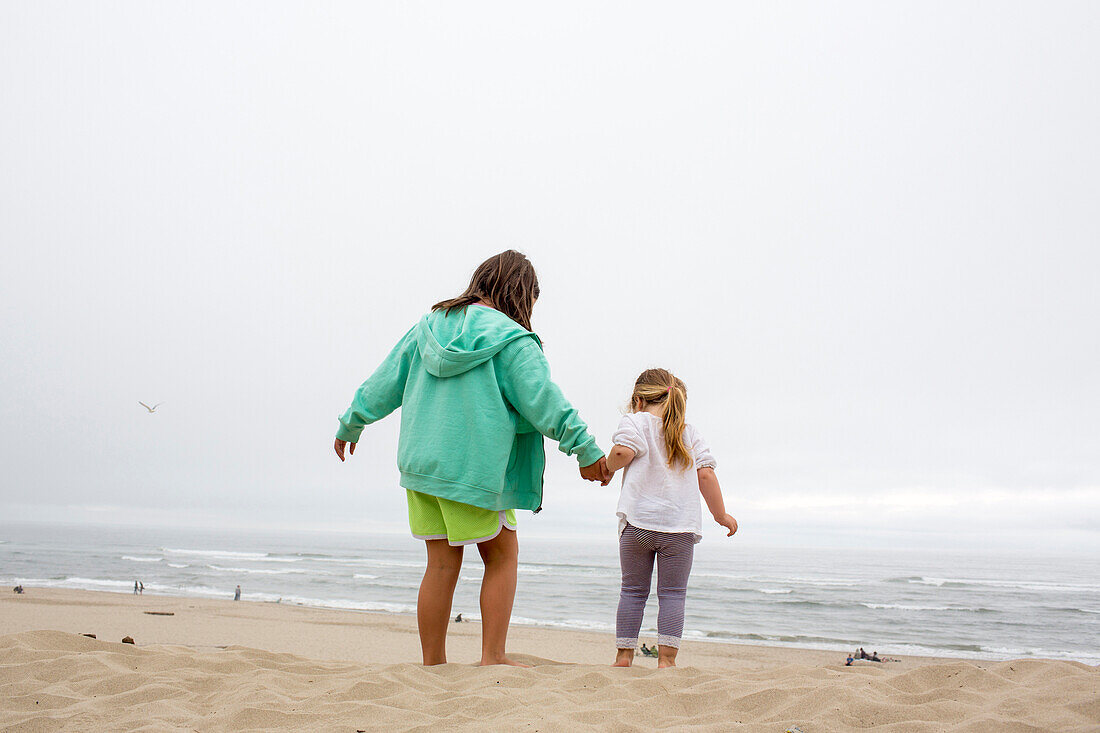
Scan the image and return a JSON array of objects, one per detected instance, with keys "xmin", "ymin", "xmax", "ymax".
[{"xmin": 2, "ymin": 588, "xmax": 1097, "ymax": 731}]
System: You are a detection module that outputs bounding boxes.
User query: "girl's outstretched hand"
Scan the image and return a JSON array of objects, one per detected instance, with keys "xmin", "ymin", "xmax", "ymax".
[
  {"xmin": 716, "ymin": 513, "xmax": 738, "ymax": 537},
  {"xmin": 334, "ymin": 438, "xmax": 356, "ymax": 462}
]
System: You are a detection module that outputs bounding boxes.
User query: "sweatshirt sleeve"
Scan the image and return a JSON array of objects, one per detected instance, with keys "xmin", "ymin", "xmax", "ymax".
[
  {"xmin": 498, "ymin": 339, "xmax": 605, "ymax": 467},
  {"xmin": 335, "ymin": 327, "xmax": 417, "ymax": 443}
]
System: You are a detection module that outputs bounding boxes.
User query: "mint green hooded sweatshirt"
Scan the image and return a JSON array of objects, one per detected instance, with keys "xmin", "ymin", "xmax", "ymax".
[{"xmin": 336, "ymin": 306, "xmax": 604, "ymax": 512}]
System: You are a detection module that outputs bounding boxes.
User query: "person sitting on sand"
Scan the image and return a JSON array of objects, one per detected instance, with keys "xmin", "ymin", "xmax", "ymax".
[
  {"xmin": 871, "ymin": 651, "xmax": 881, "ymax": 662},
  {"xmin": 335, "ymin": 251, "xmax": 610, "ymax": 667},
  {"xmin": 13, "ymin": 585, "xmax": 23, "ymax": 594},
  {"xmin": 605, "ymin": 369, "xmax": 738, "ymax": 670},
  {"xmin": 454, "ymin": 613, "xmax": 463, "ymax": 623},
  {"xmin": 845, "ymin": 654, "xmax": 854, "ymax": 666}
]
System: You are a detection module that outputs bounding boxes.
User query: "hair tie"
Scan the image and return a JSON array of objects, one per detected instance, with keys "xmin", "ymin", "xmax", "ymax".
[{"xmin": 666, "ymin": 386, "xmax": 672, "ymax": 394}]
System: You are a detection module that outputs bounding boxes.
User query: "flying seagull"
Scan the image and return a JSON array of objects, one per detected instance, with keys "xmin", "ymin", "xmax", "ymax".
[{"xmin": 138, "ymin": 401, "xmax": 165, "ymax": 413}]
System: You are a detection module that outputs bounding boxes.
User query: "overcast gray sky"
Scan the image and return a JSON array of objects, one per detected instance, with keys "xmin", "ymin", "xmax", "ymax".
[{"xmin": 2, "ymin": 2, "xmax": 1097, "ymax": 553}]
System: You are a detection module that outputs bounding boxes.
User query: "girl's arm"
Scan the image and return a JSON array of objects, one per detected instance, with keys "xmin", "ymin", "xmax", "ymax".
[
  {"xmin": 606, "ymin": 445, "xmax": 636, "ymax": 473},
  {"xmin": 335, "ymin": 327, "xmax": 418, "ymax": 452},
  {"xmin": 698, "ymin": 467, "xmax": 738, "ymax": 536},
  {"xmin": 497, "ymin": 340, "xmax": 606, "ymax": 471}
]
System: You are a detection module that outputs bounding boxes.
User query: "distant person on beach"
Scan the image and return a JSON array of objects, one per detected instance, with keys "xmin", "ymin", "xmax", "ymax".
[
  {"xmin": 454, "ymin": 613, "xmax": 463, "ymax": 623},
  {"xmin": 234, "ymin": 585, "xmax": 241, "ymax": 601},
  {"xmin": 139, "ymin": 581, "xmax": 144, "ymax": 595},
  {"xmin": 605, "ymin": 369, "xmax": 738, "ymax": 669},
  {"xmin": 134, "ymin": 581, "xmax": 139, "ymax": 595},
  {"xmin": 334, "ymin": 251, "xmax": 610, "ymax": 667},
  {"xmin": 13, "ymin": 585, "xmax": 23, "ymax": 594}
]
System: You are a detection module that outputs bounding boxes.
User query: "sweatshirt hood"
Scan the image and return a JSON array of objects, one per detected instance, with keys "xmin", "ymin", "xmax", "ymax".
[{"xmin": 417, "ymin": 306, "xmax": 541, "ymax": 378}]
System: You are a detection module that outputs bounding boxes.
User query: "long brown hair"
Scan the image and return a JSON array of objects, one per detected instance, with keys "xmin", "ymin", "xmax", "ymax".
[
  {"xmin": 631, "ymin": 368, "xmax": 691, "ymax": 471},
  {"xmin": 432, "ymin": 250, "xmax": 540, "ymax": 331}
]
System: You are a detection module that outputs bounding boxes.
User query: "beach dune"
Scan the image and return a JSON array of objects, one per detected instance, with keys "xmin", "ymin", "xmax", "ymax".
[{"xmin": 2, "ymin": 589, "xmax": 1097, "ymax": 731}]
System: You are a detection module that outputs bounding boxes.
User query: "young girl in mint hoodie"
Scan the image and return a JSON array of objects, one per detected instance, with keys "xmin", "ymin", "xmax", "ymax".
[{"xmin": 334, "ymin": 250, "xmax": 610, "ymax": 667}]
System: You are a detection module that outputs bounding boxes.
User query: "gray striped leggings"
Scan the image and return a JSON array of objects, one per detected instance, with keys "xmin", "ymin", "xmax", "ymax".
[{"xmin": 616, "ymin": 523, "xmax": 696, "ymax": 649}]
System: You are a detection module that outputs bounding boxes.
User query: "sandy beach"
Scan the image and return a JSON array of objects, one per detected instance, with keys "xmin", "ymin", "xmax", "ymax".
[{"xmin": 0, "ymin": 588, "xmax": 1096, "ymax": 731}]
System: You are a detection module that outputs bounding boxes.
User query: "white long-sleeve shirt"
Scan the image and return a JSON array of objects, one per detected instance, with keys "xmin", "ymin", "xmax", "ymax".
[{"xmin": 612, "ymin": 412, "xmax": 717, "ymax": 543}]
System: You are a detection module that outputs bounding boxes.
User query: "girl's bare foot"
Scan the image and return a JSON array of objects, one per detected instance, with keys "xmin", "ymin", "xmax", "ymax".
[
  {"xmin": 478, "ymin": 655, "xmax": 530, "ymax": 667},
  {"xmin": 613, "ymin": 648, "xmax": 634, "ymax": 667},
  {"xmin": 657, "ymin": 645, "xmax": 678, "ymax": 668}
]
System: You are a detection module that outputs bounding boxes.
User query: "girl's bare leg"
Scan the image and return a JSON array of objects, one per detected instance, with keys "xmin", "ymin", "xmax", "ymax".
[
  {"xmin": 476, "ymin": 528, "xmax": 527, "ymax": 666},
  {"xmin": 613, "ymin": 648, "xmax": 635, "ymax": 667},
  {"xmin": 417, "ymin": 539, "xmax": 463, "ymax": 665},
  {"xmin": 657, "ymin": 645, "xmax": 678, "ymax": 668}
]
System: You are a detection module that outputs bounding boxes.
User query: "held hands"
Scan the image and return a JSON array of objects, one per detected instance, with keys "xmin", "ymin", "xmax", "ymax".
[
  {"xmin": 580, "ymin": 456, "xmax": 613, "ymax": 486},
  {"xmin": 334, "ymin": 438, "xmax": 356, "ymax": 462},
  {"xmin": 715, "ymin": 513, "xmax": 738, "ymax": 537}
]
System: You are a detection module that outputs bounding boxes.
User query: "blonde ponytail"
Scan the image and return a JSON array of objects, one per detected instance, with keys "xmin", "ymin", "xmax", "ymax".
[
  {"xmin": 661, "ymin": 383, "xmax": 691, "ymax": 471},
  {"xmin": 630, "ymin": 368, "xmax": 692, "ymax": 472}
]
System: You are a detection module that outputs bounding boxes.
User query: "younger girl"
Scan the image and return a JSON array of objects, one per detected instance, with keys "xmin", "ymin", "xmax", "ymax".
[
  {"xmin": 605, "ymin": 368, "xmax": 737, "ymax": 668},
  {"xmin": 334, "ymin": 250, "xmax": 610, "ymax": 667}
]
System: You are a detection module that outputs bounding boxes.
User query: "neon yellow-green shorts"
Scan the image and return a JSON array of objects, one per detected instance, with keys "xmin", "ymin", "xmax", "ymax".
[{"xmin": 406, "ymin": 490, "xmax": 517, "ymax": 546}]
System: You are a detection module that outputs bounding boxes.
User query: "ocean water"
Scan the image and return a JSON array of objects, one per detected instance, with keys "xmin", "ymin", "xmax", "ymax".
[{"xmin": 2, "ymin": 522, "xmax": 1097, "ymax": 665}]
